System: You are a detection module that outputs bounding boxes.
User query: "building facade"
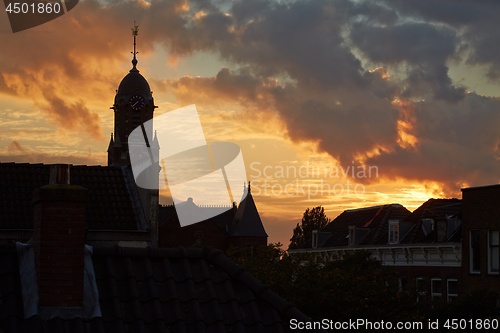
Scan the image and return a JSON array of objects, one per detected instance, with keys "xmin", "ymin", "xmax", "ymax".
[
  {"xmin": 289, "ymin": 199, "xmax": 464, "ymax": 303},
  {"xmin": 461, "ymin": 184, "xmax": 500, "ymax": 295},
  {"xmin": 159, "ymin": 184, "xmax": 268, "ymax": 249}
]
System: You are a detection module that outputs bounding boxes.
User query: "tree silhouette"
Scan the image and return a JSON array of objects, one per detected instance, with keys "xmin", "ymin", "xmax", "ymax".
[{"xmin": 289, "ymin": 206, "xmax": 330, "ymax": 249}]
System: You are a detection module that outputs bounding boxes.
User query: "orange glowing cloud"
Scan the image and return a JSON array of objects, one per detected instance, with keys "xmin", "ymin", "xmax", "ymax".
[
  {"xmin": 391, "ymin": 98, "xmax": 418, "ymax": 149},
  {"xmin": 0, "ymin": 1, "xmax": 162, "ymax": 140},
  {"xmin": 368, "ymin": 67, "xmax": 390, "ymax": 80}
]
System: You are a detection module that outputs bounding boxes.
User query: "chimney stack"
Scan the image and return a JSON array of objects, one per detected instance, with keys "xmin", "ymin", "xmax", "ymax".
[{"xmin": 32, "ymin": 164, "xmax": 87, "ymax": 308}]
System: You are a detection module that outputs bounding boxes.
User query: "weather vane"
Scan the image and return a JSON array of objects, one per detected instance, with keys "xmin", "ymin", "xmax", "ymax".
[{"xmin": 131, "ymin": 21, "xmax": 139, "ymax": 68}]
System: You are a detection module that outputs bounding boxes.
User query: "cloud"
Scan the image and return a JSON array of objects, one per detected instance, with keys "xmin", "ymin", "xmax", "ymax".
[
  {"xmin": 2, "ymin": 140, "xmax": 102, "ymax": 165},
  {"xmin": 2, "ymin": 0, "xmax": 499, "ymax": 197},
  {"xmin": 8, "ymin": 141, "xmax": 26, "ymax": 154},
  {"xmin": 382, "ymin": 0, "xmax": 500, "ymax": 78},
  {"xmin": 170, "ymin": 67, "xmax": 261, "ymax": 105},
  {"xmin": 366, "ymin": 93, "xmax": 500, "ymax": 193},
  {"xmin": 0, "ymin": 0, "xmax": 152, "ymax": 139},
  {"xmin": 155, "ymin": 0, "xmax": 499, "ymax": 194},
  {"xmin": 39, "ymin": 91, "xmax": 101, "ymax": 138},
  {"xmin": 350, "ymin": 21, "xmax": 465, "ymax": 102}
]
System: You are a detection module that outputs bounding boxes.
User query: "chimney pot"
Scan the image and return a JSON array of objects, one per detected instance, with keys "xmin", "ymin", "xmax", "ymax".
[{"xmin": 50, "ymin": 164, "xmax": 70, "ymax": 185}]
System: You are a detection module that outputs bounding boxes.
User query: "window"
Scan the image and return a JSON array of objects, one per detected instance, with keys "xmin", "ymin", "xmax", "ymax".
[
  {"xmin": 447, "ymin": 279, "xmax": 458, "ymax": 303},
  {"xmin": 470, "ymin": 230, "xmax": 481, "ymax": 274},
  {"xmin": 431, "ymin": 278, "xmax": 442, "ymax": 300},
  {"xmin": 312, "ymin": 230, "xmax": 318, "ymax": 249},
  {"xmin": 421, "ymin": 218, "xmax": 434, "ymax": 236},
  {"xmin": 489, "ymin": 230, "xmax": 499, "ymax": 274},
  {"xmin": 388, "ymin": 220, "xmax": 399, "ymax": 244},
  {"xmin": 416, "ymin": 277, "xmax": 426, "ymax": 302},
  {"xmin": 436, "ymin": 220, "xmax": 447, "ymax": 242},
  {"xmin": 398, "ymin": 276, "xmax": 408, "ymax": 292},
  {"xmin": 348, "ymin": 226, "xmax": 355, "ymax": 246}
]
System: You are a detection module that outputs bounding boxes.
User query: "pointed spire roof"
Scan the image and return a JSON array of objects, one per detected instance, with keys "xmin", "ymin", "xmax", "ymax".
[
  {"xmin": 152, "ymin": 130, "xmax": 160, "ymax": 149},
  {"xmin": 231, "ymin": 182, "xmax": 268, "ymax": 238},
  {"xmin": 106, "ymin": 133, "xmax": 114, "ymax": 152}
]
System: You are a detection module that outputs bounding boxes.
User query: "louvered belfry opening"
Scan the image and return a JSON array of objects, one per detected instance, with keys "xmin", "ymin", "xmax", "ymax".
[{"xmin": 32, "ymin": 164, "xmax": 88, "ymax": 308}]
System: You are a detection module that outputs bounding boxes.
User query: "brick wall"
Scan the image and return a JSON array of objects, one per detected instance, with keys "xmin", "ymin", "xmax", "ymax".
[
  {"xmin": 33, "ymin": 183, "xmax": 87, "ymax": 307},
  {"xmin": 461, "ymin": 185, "xmax": 500, "ymax": 295},
  {"xmin": 159, "ymin": 217, "xmax": 228, "ymax": 249}
]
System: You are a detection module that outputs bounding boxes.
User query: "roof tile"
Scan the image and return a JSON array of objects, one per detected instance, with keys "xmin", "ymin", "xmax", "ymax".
[
  {"xmin": 0, "ymin": 244, "xmax": 322, "ymax": 332},
  {"xmin": 0, "ymin": 163, "xmax": 142, "ymax": 231}
]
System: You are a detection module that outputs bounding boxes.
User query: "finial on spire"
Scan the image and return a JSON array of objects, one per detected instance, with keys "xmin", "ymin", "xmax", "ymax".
[
  {"xmin": 131, "ymin": 21, "xmax": 139, "ymax": 69},
  {"xmin": 248, "ymin": 181, "xmax": 251, "ymax": 193}
]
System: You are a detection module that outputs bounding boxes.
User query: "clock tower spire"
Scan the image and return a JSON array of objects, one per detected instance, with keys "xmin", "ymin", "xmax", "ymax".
[
  {"xmin": 107, "ymin": 23, "xmax": 160, "ymax": 247},
  {"xmin": 108, "ymin": 22, "xmax": 157, "ymax": 166}
]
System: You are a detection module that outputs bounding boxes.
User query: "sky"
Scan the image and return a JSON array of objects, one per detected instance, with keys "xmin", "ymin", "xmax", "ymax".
[{"xmin": 1, "ymin": 0, "xmax": 499, "ymax": 246}]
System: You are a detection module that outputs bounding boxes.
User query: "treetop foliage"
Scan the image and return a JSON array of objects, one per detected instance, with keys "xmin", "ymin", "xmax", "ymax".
[{"xmin": 289, "ymin": 206, "xmax": 330, "ymax": 249}]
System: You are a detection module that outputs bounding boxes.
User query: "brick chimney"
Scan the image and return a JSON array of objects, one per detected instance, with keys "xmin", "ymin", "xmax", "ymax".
[{"xmin": 32, "ymin": 164, "xmax": 87, "ymax": 308}]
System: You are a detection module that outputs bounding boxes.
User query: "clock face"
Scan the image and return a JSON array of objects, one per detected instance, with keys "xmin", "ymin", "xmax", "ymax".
[{"xmin": 129, "ymin": 95, "xmax": 145, "ymax": 111}]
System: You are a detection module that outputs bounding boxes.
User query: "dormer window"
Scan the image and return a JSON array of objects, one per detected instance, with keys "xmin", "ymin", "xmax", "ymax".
[
  {"xmin": 348, "ymin": 225, "xmax": 355, "ymax": 246},
  {"xmin": 312, "ymin": 230, "xmax": 319, "ymax": 249},
  {"xmin": 388, "ymin": 220, "xmax": 399, "ymax": 244},
  {"xmin": 421, "ymin": 218, "xmax": 435, "ymax": 236}
]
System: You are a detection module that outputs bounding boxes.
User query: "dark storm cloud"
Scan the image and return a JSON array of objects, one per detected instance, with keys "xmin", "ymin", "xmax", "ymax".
[
  {"xmin": 139, "ymin": 0, "xmax": 498, "ymax": 192},
  {"xmin": 2, "ymin": 0, "xmax": 499, "ymax": 193},
  {"xmin": 171, "ymin": 67, "xmax": 261, "ymax": 104},
  {"xmin": 366, "ymin": 92, "xmax": 500, "ymax": 193},
  {"xmin": 350, "ymin": 21, "xmax": 465, "ymax": 101},
  {"xmin": 227, "ymin": 0, "xmax": 365, "ymax": 88},
  {"xmin": 383, "ymin": 0, "xmax": 500, "ymax": 78}
]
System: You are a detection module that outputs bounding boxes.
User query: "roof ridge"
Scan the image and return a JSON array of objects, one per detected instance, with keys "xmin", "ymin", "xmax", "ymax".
[
  {"xmin": 344, "ymin": 203, "xmax": 402, "ymax": 213},
  {"xmin": 362, "ymin": 204, "xmax": 392, "ymax": 243}
]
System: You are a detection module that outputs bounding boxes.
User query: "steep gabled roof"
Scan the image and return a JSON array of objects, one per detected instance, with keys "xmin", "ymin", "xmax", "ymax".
[
  {"xmin": 0, "ymin": 244, "xmax": 318, "ymax": 333},
  {"xmin": 321, "ymin": 204, "xmax": 411, "ymax": 247},
  {"xmin": 0, "ymin": 162, "xmax": 144, "ymax": 231},
  {"xmin": 231, "ymin": 192, "xmax": 268, "ymax": 238}
]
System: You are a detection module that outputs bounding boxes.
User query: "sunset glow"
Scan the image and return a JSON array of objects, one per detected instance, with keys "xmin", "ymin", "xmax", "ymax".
[
  {"xmin": 392, "ymin": 98, "xmax": 419, "ymax": 149},
  {"xmin": 1, "ymin": 0, "xmax": 499, "ymax": 246}
]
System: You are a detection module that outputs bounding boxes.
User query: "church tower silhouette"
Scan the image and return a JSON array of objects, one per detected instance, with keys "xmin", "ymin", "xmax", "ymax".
[
  {"xmin": 107, "ymin": 23, "xmax": 160, "ymax": 246},
  {"xmin": 108, "ymin": 22, "xmax": 158, "ymax": 166}
]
